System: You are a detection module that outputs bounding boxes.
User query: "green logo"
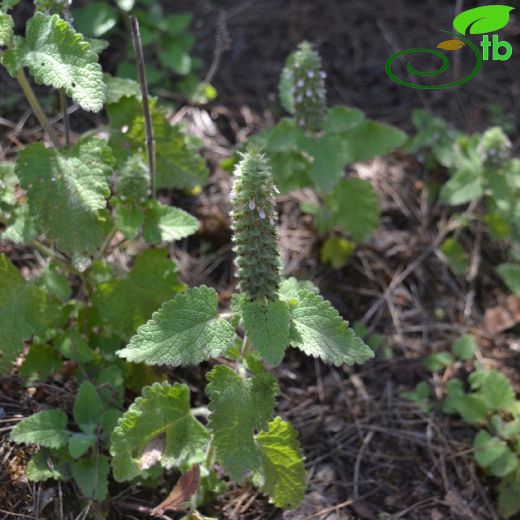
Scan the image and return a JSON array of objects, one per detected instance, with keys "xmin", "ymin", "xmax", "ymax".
[{"xmin": 385, "ymin": 5, "xmax": 514, "ymax": 89}]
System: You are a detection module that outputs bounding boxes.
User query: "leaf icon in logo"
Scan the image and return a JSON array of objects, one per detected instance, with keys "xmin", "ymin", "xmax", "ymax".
[
  {"xmin": 437, "ymin": 39, "xmax": 465, "ymax": 50},
  {"xmin": 453, "ymin": 5, "xmax": 514, "ymax": 35}
]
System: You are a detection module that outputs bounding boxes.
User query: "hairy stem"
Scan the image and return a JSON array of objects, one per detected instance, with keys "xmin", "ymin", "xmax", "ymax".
[
  {"xmin": 129, "ymin": 15, "xmax": 156, "ymax": 199},
  {"xmin": 16, "ymin": 68, "xmax": 61, "ymax": 148}
]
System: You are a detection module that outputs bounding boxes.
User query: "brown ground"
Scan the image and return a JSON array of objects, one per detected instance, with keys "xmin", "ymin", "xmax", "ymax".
[{"xmin": 1, "ymin": 1, "xmax": 520, "ymax": 519}]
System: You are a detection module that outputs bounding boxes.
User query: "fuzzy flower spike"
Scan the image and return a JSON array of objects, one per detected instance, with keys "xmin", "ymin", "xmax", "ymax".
[{"xmin": 230, "ymin": 148, "xmax": 281, "ymax": 302}]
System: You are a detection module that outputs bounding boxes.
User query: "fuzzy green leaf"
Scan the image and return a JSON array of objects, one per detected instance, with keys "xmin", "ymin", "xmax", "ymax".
[
  {"xmin": 474, "ymin": 431, "xmax": 509, "ymax": 468},
  {"xmin": 11, "ymin": 410, "xmax": 68, "ymax": 448},
  {"xmin": 3, "ymin": 13, "xmax": 105, "ymax": 111},
  {"xmin": 497, "ymin": 263, "xmax": 520, "ymax": 296},
  {"xmin": 242, "ymin": 299, "xmax": 290, "ymax": 366},
  {"xmin": 19, "ymin": 343, "xmax": 61, "ymax": 383},
  {"xmin": 452, "ymin": 394, "xmax": 487, "ymax": 424},
  {"xmin": 0, "ymin": 12, "xmax": 13, "ymax": 46},
  {"xmin": 26, "ymin": 450, "xmax": 68, "ymax": 481},
  {"xmin": 440, "ymin": 167, "xmax": 484, "ymax": 205},
  {"xmin": 103, "ymin": 74, "xmax": 141, "ymax": 105},
  {"xmin": 452, "ymin": 334, "xmax": 477, "ymax": 361},
  {"xmin": 73, "ymin": 381, "xmax": 104, "ymax": 434},
  {"xmin": 0, "ymin": 255, "xmax": 58, "ymax": 374},
  {"xmin": 287, "ymin": 289, "xmax": 373, "ymax": 366},
  {"xmin": 481, "ymin": 370, "xmax": 515, "ymax": 411},
  {"xmin": 15, "ymin": 138, "xmax": 113, "ymax": 254},
  {"xmin": 256, "ymin": 417, "xmax": 305, "ymax": 510},
  {"xmin": 93, "ymin": 249, "xmax": 185, "ymax": 337},
  {"xmin": 323, "ymin": 106, "xmax": 364, "ymax": 134},
  {"xmin": 118, "ymin": 286, "xmax": 235, "ymax": 367},
  {"xmin": 70, "ymin": 455, "xmax": 109, "ymax": 500},
  {"xmin": 110, "ymin": 382, "xmax": 209, "ymax": 481},
  {"xmin": 142, "ymin": 200, "xmax": 199, "ymax": 245},
  {"xmin": 206, "ymin": 366, "xmax": 278, "ymax": 481},
  {"xmin": 324, "ymin": 178, "xmax": 379, "ymax": 241},
  {"xmin": 68, "ymin": 433, "xmax": 97, "ymax": 458}
]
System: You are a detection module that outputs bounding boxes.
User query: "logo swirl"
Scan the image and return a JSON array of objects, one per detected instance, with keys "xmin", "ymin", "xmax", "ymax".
[{"xmin": 385, "ymin": 33, "xmax": 483, "ymax": 90}]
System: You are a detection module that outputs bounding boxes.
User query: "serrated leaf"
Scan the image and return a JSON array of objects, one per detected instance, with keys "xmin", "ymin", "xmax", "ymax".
[
  {"xmin": 108, "ymin": 97, "xmax": 208, "ymax": 190},
  {"xmin": 93, "ymin": 249, "xmax": 185, "ymax": 337},
  {"xmin": 73, "ymin": 381, "xmax": 104, "ymax": 434},
  {"xmin": 324, "ymin": 179, "xmax": 379, "ymax": 241},
  {"xmin": 15, "ymin": 138, "xmax": 113, "ymax": 254},
  {"xmin": 142, "ymin": 200, "xmax": 199, "ymax": 245},
  {"xmin": 206, "ymin": 366, "xmax": 278, "ymax": 481},
  {"xmin": 440, "ymin": 167, "xmax": 484, "ymax": 205},
  {"xmin": 323, "ymin": 106, "xmax": 364, "ymax": 134},
  {"xmin": 0, "ymin": 255, "xmax": 58, "ymax": 374},
  {"xmin": 110, "ymin": 382, "xmax": 209, "ymax": 481},
  {"xmin": 452, "ymin": 394, "xmax": 487, "ymax": 424},
  {"xmin": 241, "ymin": 299, "xmax": 290, "ymax": 367},
  {"xmin": 263, "ymin": 118, "xmax": 306, "ymax": 153},
  {"xmin": 497, "ymin": 263, "xmax": 520, "ymax": 296},
  {"xmin": 342, "ymin": 120, "xmax": 407, "ymax": 163},
  {"xmin": 26, "ymin": 450, "xmax": 68, "ymax": 481},
  {"xmin": 453, "ymin": 5, "xmax": 514, "ymax": 35},
  {"xmin": 287, "ymin": 289, "xmax": 373, "ymax": 365},
  {"xmin": 103, "ymin": 74, "xmax": 141, "ymax": 105},
  {"xmin": 115, "ymin": 153, "xmax": 149, "ymax": 202},
  {"xmin": 37, "ymin": 264, "xmax": 71, "ymax": 301},
  {"xmin": 114, "ymin": 203, "xmax": 143, "ymax": 240},
  {"xmin": 481, "ymin": 370, "xmax": 515, "ymax": 411},
  {"xmin": 278, "ymin": 277, "xmax": 319, "ymax": 302},
  {"xmin": 0, "ymin": 12, "xmax": 13, "ymax": 46},
  {"xmin": 68, "ymin": 433, "xmax": 97, "ymax": 458},
  {"xmin": 70, "ymin": 455, "xmax": 109, "ymax": 500},
  {"xmin": 19, "ymin": 343, "xmax": 61, "ymax": 383},
  {"xmin": 491, "ymin": 448, "xmax": 518, "ymax": 477},
  {"xmin": 11, "ymin": 410, "xmax": 68, "ymax": 448},
  {"xmin": 118, "ymin": 286, "xmax": 235, "ymax": 367},
  {"xmin": 452, "ymin": 334, "xmax": 476, "ymax": 361},
  {"xmin": 0, "ymin": 0, "xmax": 20, "ymax": 12},
  {"xmin": 3, "ymin": 13, "xmax": 105, "ymax": 111},
  {"xmin": 255, "ymin": 417, "xmax": 305, "ymax": 510},
  {"xmin": 474, "ymin": 430, "xmax": 508, "ymax": 467},
  {"xmin": 2, "ymin": 204, "xmax": 39, "ymax": 243}
]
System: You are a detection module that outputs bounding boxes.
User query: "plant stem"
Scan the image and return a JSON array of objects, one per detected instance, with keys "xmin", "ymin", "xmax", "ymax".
[
  {"xmin": 31, "ymin": 240, "xmax": 77, "ymax": 275},
  {"xmin": 129, "ymin": 15, "xmax": 156, "ymax": 199},
  {"xmin": 16, "ymin": 68, "xmax": 61, "ymax": 148},
  {"xmin": 59, "ymin": 88, "xmax": 70, "ymax": 146}
]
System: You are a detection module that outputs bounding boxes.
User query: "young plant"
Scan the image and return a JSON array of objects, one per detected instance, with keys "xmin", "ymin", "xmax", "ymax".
[
  {"xmin": 245, "ymin": 41, "xmax": 407, "ymax": 268},
  {"xmin": 109, "ymin": 149, "xmax": 373, "ymax": 513}
]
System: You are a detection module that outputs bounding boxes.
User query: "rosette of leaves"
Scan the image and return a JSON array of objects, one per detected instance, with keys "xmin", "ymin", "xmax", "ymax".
[
  {"xmin": 112, "ymin": 150, "xmax": 373, "ymax": 512},
  {"xmin": 279, "ymin": 41, "xmax": 326, "ymax": 132}
]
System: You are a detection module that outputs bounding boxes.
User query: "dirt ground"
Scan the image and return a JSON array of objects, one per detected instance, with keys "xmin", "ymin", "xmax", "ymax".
[{"xmin": 1, "ymin": 1, "xmax": 520, "ymax": 519}]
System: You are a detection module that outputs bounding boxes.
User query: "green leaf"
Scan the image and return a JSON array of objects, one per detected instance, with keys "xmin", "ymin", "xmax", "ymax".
[
  {"xmin": 3, "ymin": 13, "xmax": 105, "ymax": 111},
  {"xmin": 15, "ymin": 138, "xmax": 113, "ymax": 254},
  {"xmin": 37, "ymin": 264, "xmax": 71, "ymax": 301},
  {"xmin": 269, "ymin": 150, "xmax": 312, "ymax": 193},
  {"xmin": 26, "ymin": 450, "xmax": 68, "ymax": 481},
  {"xmin": 481, "ymin": 370, "xmax": 515, "ymax": 411},
  {"xmin": 440, "ymin": 167, "xmax": 484, "ymax": 205},
  {"xmin": 474, "ymin": 430, "xmax": 508, "ymax": 467},
  {"xmin": 70, "ymin": 455, "xmax": 109, "ymax": 500},
  {"xmin": 118, "ymin": 286, "xmax": 235, "ymax": 367},
  {"xmin": 73, "ymin": 381, "xmax": 104, "ymax": 434},
  {"xmin": 491, "ymin": 448, "xmax": 518, "ymax": 477},
  {"xmin": 263, "ymin": 118, "xmax": 306, "ymax": 153},
  {"xmin": 55, "ymin": 330, "xmax": 94, "ymax": 363},
  {"xmin": 423, "ymin": 351, "xmax": 454, "ymax": 372},
  {"xmin": 323, "ymin": 106, "xmax": 364, "ymax": 134},
  {"xmin": 68, "ymin": 433, "xmax": 97, "ymax": 458},
  {"xmin": 0, "ymin": 255, "xmax": 58, "ymax": 374},
  {"xmin": 342, "ymin": 120, "xmax": 407, "ymax": 163},
  {"xmin": 497, "ymin": 263, "xmax": 520, "ymax": 296},
  {"xmin": 453, "ymin": 5, "xmax": 514, "ymax": 35},
  {"xmin": 320, "ymin": 235, "xmax": 356, "ymax": 269},
  {"xmin": 452, "ymin": 334, "xmax": 476, "ymax": 361},
  {"xmin": 287, "ymin": 289, "xmax": 373, "ymax": 366},
  {"xmin": 93, "ymin": 249, "xmax": 185, "ymax": 337},
  {"xmin": 110, "ymin": 382, "xmax": 209, "ymax": 481},
  {"xmin": 241, "ymin": 299, "xmax": 290, "ymax": 367},
  {"xmin": 142, "ymin": 200, "xmax": 199, "ymax": 245},
  {"xmin": 103, "ymin": 74, "xmax": 141, "ymax": 105},
  {"xmin": 324, "ymin": 179, "xmax": 379, "ymax": 241},
  {"xmin": 0, "ymin": 0, "xmax": 20, "ymax": 12},
  {"xmin": 439, "ymin": 238, "xmax": 468, "ymax": 274},
  {"xmin": 0, "ymin": 12, "xmax": 13, "ymax": 46},
  {"xmin": 206, "ymin": 366, "xmax": 278, "ymax": 481},
  {"xmin": 108, "ymin": 97, "xmax": 208, "ymax": 190},
  {"xmin": 452, "ymin": 394, "xmax": 487, "ymax": 424},
  {"xmin": 498, "ymin": 467, "xmax": 520, "ymax": 518},
  {"xmin": 159, "ymin": 46, "xmax": 192, "ymax": 74},
  {"xmin": 19, "ymin": 344, "xmax": 61, "ymax": 383},
  {"xmin": 278, "ymin": 277, "xmax": 319, "ymax": 302},
  {"xmin": 255, "ymin": 417, "xmax": 305, "ymax": 510},
  {"xmin": 72, "ymin": 2, "xmax": 117, "ymax": 38},
  {"xmin": 11, "ymin": 410, "xmax": 68, "ymax": 448},
  {"xmin": 114, "ymin": 203, "xmax": 143, "ymax": 240}
]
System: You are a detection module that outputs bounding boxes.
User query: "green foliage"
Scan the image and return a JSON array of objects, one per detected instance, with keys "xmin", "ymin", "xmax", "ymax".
[
  {"xmin": 3, "ymin": 13, "xmax": 105, "ymax": 111},
  {"xmin": 452, "ymin": 335, "xmax": 477, "ymax": 361},
  {"xmin": 11, "ymin": 410, "xmax": 69, "ymax": 448},
  {"xmin": 15, "ymin": 137, "xmax": 113, "ymax": 254},
  {"xmin": 206, "ymin": 365, "xmax": 278, "ymax": 481},
  {"xmin": 0, "ymin": 12, "xmax": 13, "ymax": 46},
  {"xmin": 497, "ymin": 263, "xmax": 520, "ymax": 296},
  {"xmin": 439, "ymin": 237, "xmax": 468, "ymax": 274},
  {"xmin": 71, "ymin": 455, "xmax": 110, "ymax": 500},
  {"xmin": 110, "ymin": 382, "xmax": 209, "ymax": 481},
  {"xmin": 255, "ymin": 417, "xmax": 306, "ymax": 509},
  {"xmin": 453, "ymin": 5, "xmax": 514, "ymax": 35},
  {"xmin": 118, "ymin": 286, "xmax": 236, "ymax": 367}
]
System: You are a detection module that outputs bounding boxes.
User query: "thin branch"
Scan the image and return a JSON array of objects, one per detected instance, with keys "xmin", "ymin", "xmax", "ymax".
[
  {"xmin": 59, "ymin": 89, "xmax": 70, "ymax": 146},
  {"xmin": 16, "ymin": 68, "xmax": 60, "ymax": 148},
  {"xmin": 129, "ymin": 15, "xmax": 156, "ymax": 199}
]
